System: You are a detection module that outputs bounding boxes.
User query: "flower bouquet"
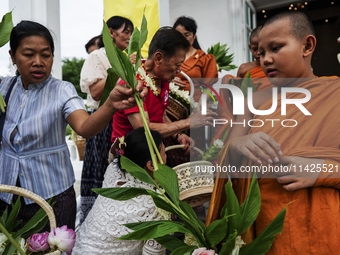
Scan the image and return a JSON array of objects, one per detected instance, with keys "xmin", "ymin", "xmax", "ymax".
[
  {"xmin": 0, "ymin": 185, "xmax": 75, "ymax": 255},
  {"xmin": 202, "ymin": 139, "xmax": 224, "ymax": 162},
  {"xmin": 92, "ymin": 12, "xmax": 288, "ymax": 255}
]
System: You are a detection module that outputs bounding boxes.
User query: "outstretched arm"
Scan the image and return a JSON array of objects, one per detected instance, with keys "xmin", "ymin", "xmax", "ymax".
[{"xmin": 67, "ymin": 80, "xmax": 147, "ymax": 138}]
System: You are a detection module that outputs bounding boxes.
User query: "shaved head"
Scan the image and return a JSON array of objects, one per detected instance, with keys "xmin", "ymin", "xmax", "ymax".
[
  {"xmin": 250, "ymin": 26, "xmax": 262, "ymax": 40},
  {"xmin": 262, "ymin": 11, "xmax": 315, "ymax": 41}
]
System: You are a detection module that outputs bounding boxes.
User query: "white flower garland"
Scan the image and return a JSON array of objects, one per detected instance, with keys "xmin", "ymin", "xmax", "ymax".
[
  {"xmin": 137, "ymin": 65, "xmax": 159, "ymax": 96},
  {"xmin": 169, "ymin": 82, "xmax": 190, "ymax": 105}
]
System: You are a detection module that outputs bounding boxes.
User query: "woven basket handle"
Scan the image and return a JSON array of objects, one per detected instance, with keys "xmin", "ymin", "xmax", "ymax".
[
  {"xmin": 0, "ymin": 185, "xmax": 56, "ymax": 230},
  {"xmin": 180, "ymin": 71, "xmax": 194, "ymax": 98},
  {"xmin": 165, "ymin": 144, "xmax": 203, "ymax": 156}
]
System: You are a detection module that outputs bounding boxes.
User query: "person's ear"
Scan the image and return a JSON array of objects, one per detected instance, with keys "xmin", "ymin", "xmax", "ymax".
[
  {"xmin": 9, "ymin": 50, "xmax": 15, "ymax": 64},
  {"xmin": 154, "ymin": 52, "xmax": 163, "ymax": 67},
  {"xmin": 109, "ymin": 28, "xmax": 116, "ymax": 40},
  {"xmin": 146, "ymin": 160, "xmax": 154, "ymax": 172},
  {"xmin": 303, "ymin": 35, "xmax": 316, "ymax": 58},
  {"xmin": 248, "ymin": 44, "xmax": 252, "ymax": 51}
]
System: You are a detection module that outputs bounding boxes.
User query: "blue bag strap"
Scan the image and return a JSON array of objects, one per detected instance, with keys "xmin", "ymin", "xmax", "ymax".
[{"xmin": 0, "ymin": 77, "xmax": 18, "ymax": 142}]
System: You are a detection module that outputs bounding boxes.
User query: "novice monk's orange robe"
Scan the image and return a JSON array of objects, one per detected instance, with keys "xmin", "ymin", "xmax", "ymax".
[
  {"xmin": 207, "ymin": 77, "xmax": 340, "ymax": 255},
  {"xmin": 211, "ymin": 66, "xmax": 271, "ymax": 142}
]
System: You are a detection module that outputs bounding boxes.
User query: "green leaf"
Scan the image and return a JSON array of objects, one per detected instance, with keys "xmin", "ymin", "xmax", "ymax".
[
  {"xmin": 136, "ymin": 11, "xmax": 148, "ymax": 71},
  {"xmin": 14, "ymin": 207, "xmax": 48, "ymax": 238},
  {"xmin": 124, "ymin": 220, "xmax": 184, "ymax": 231},
  {"xmin": 241, "ymin": 71, "xmax": 256, "ymax": 98},
  {"xmin": 127, "ymin": 27, "xmax": 140, "ymax": 57},
  {"xmin": 113, "ymin": 45, "xmax": 136, "ymax": 89},
  {"xmin": 0, "ymin": 11, "xmax": 13, "ymax": 47},
  {"xmin": 223, "ymin": 181, "xmax": 242, "ymax": 236},
  {"xmin": 93, "ymin": 187, "xmax": 156, "ymax": 200},
  {"xmin": 154, "ymin": 164, "xmax": 180, "ymax": 206},
  {"xmin": 98, "ymin": 68, "xmax": 118, "ymax": 107},
  {"xmin": 170, "ymin": 245, "xmax": 197, "ymax": 255},
  {"xmin": 204, "ymin": 216, "xmax": 229, "ymax": 247},
  {"xmin": 239, "ymin": 204, "xmax": 288, "ymax": 255},
  {"xmin": 0, "ymin": 206, "xmax": 8, "ymax": 226},
  {"xmin": 5, "ymin": 197, "xmax": 21, "ymax": 232},
  {"xmin": 239, "ymin": 174, "xmax": 261, "ymax": 235},
  {"xmin": 102, "ymin": 21, "xmax": 128, "ymax": 82},
  {"xmin": 120, "ymin": 156, "xmax": 157, "ymax": 186},
  {"xmin": 220, "ymin": 230, "xmax": 238, "ymax": 255},
  {"xmin": 21, "ymin": 216, "xmax": 49, "ymax": 239},
  {"xmin": 117, "ymin": 221, "xmax": 190, "ymax": 241},
  {"xmin": 154, "ymin": 234, "xmax": 188, "ymax": 251},
  {"xmin": 179, "ymin": 201, "xmax": 206, "ymax": 232},
  {"xmin": 147, "ymin": 190, "xmax": 178, "ymax": 215}
]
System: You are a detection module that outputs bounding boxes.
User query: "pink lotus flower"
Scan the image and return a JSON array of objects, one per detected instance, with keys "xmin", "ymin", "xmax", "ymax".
[
  {"xmin": 27, "ymin": 232, "xmax": 50, "ymax": 252},
  {"xmin": 192, "ymin": 247, "xmax": 218, "ymax": 255},
  {"xmin": 47, "ymin": 225, "xmax": 76, "ymax": 252}
]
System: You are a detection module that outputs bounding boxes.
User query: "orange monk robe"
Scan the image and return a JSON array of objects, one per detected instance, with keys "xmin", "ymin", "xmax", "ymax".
[
  {"xmin": 207, "ymin": 77, "xmax": 340, "ymax": 255},
  {"xmin": 177, "ymin": 49, "xmax": 218, "ymax": 101},
  {"xmin": 211, "ymin": 68, "xmax": 271, "ymax": 143}
]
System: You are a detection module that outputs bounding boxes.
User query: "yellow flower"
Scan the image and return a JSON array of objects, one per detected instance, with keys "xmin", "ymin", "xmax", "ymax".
[{"xmin": 195, "ymin": 54, "xmax": 199, "ymax": 59}]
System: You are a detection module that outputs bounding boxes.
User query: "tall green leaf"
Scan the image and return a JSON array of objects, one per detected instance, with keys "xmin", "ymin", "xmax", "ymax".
[
  {"xmin": 5, "ymin": 198, "xmax": 21, "ymax": 232},
  {"xmin": 239, "ymin": 205, "xmax": 288, "ymax": 255},
  {"xmin": 93, "ymin": 187, "xmax": 155, "ymax": 201},
  {"xmin": 170, "ymin": 245, "xmax": 197, "ymax": 255},
  {"xmin": 14, "ymin": 207, "xmax": 48, "ymax": 238},
  {"xmin": 220, "ymin": 230, "xmax": 238, "ymax": 255},
  {"xmin": 135, "ymin": 10, "xmax": 148, "ymax": 71},
  {"xmin": 0, "ymin": 11, "xmax": 13, "ymax": 47},
  {"xmin": 224, "ymin": 182, "xmax": 242, "ymax": 236},
  {"xmin": 154, "ymin": 164, "xmax": 180, "ymax": 206},
  {"xmin": 102, "ymin": 21, "xmax": 128, "ymax": 83},
  {"xmin": 147, "ymin": 190, "xmax": 178, "ymax": 215},
  {"xmin": 124, "ymin": 220, "xmax": 185, "ymax": 231},
  {"xmin": 120, "ymin": 156, "xmax": 156, "ymax": 186},
  {"xmin": 117, "ymin": 221, "xmax": 190, "ymax": 241},
  {"xmin": 154, "ymin": 235, "xmax": 188, "ymax": 251},
  {"xmin": 98, "ymin": 68, "xmax": 118, "ymax": 107},
  {"xmin": 179, "ymin": 201, "xmax": 206, "ymax": 232},
  {"xmin": 127, "ymin": 27, "xmax": 140, "ymax": 57},
  {"xmin": 113, "ymin": 44, "xmax": 136, "ymax": 89},
  {"xmin": 239, "ymin": 174, "xmax": 261, "ymax": 235},
  {"xmin": 204, "ymin": 216, "xmax": 229, "ymax": 247}
]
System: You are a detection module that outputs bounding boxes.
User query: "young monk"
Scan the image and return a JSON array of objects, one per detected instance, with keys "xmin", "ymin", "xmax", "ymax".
[
  {"xmin": 237, "ymin": 26, "xmax": 265, "ymax": 79},
  {"xmin": 207, "ymin": 11, "xmax": 340, "ymax": 254}
]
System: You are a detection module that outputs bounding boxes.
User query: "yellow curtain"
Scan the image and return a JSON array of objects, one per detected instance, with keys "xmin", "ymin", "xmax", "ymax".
[{"xmin": 104, "ymin": 0, "xmax": 160, "ymax": 58}]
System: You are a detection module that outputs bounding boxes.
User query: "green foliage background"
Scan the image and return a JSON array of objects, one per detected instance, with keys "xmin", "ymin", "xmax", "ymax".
[{"xmin": 62, "ymin": 57, "xmax": 86, "ymax": 99}]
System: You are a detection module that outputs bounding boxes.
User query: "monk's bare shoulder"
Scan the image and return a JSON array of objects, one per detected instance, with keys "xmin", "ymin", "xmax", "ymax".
[{"xmin": 237, "ymin": 61, "xmax": 259, "ymax": 78}]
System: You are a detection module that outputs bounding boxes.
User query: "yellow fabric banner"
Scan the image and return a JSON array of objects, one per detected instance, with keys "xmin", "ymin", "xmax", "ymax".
[{"xmin": 104, "ymin": 0, "xmax": 160, "ymax": 58}]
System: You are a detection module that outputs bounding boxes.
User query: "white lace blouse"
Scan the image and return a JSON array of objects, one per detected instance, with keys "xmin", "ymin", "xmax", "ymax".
[{"xmin": 72, "ymin": 160, "xmax": 166, "ymax": 255}]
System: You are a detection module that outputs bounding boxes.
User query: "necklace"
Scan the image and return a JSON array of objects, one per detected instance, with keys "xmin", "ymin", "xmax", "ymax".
[{"xmin": 136, "ymin": 63, "xmax": 160, "ymax": 96}]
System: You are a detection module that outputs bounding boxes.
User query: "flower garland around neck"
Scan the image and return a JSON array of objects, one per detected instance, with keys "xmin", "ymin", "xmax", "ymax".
[{"xmin": 136, "ymin": 62, "xmax": 160, "ymax": 96}]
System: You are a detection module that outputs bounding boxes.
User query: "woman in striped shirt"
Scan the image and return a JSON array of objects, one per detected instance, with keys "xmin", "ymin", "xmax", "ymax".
[{"xmin": 0, "ymin": 20, "xmax": 146, "ymax": 231}]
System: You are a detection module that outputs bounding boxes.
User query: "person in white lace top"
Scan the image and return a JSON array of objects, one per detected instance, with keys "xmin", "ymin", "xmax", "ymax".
[{"xmin": 72, "ymin": 128, "xmax": 168, "ymax": 254}]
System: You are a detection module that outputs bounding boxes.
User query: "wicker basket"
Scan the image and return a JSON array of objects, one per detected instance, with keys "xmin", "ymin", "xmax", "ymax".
[
  {"xmin": 0, "ymin": 185, "xmax": 61, "ymax": 255},
  {"xmin": 166, "ymin": 96, "xmax": 188, "ymax": 121},
  {"xmin": 75, "ymin": 139, "xmax": 86, "ymax": 161},
  {"xmin": 165, "ymin": 145, "xmax": 214, "ymax": 207}
]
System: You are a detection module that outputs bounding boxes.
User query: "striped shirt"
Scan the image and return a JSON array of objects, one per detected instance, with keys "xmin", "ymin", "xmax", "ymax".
[{"xmin": 0, "ymin": 76, "xmax": 85, "ymax": 204}]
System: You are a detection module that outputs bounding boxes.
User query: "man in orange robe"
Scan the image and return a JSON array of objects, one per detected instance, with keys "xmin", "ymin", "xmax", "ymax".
[{"xmin": 207, "ymin": 11, "xmax": 340, "ymax": 255}]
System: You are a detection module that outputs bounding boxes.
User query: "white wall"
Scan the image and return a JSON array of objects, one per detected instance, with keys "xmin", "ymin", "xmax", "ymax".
[
  {"xmin": 8, "ymin": 0, "xmax": 62, "ymax": 79},
  {"xmin": 168, "ymin": 0, "xmax": 247, "ymax": 77}
]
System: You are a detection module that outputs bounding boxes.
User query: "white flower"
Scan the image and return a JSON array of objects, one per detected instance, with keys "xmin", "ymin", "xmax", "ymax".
[
  {"xmin": 48, "ymin": 225, "xmax": 76, "ymax": 252},
  {"xmin": 213, "ymin": 139, "xmax": 224, "ymax": 148},
  {"xmin": 0, "ymin": 233, "xmax": 7, "ymax": 253},
  {"xmin": 18, "ymin": 237, "xmax": 27, "ymax": 253},
  {"xmin": 137, "ymin": 65, "xmax": 159, "ymax": 95},
  {"xmin": 231, "ymin": 236, "xmax": 245, "ymax": 255}
]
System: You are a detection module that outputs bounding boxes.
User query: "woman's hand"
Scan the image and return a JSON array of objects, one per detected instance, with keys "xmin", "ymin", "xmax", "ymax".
[
  {"xmin": 172, "ymin": 77, "xmax": 187, "ymax": 88},
  {"xmin": 177, "ymin": 134, "xmax": 194, "ymax": 154},
  {"xmin": 230, "ymin": 132, "xmax": 282, "ymax": 165},
  {"xmin": 274, "ymin": 156, "xmax": 324, "ymax": 191},
  {"xmin": 189, "ymin": 110, "xmax": 217, "ymax": 128},
  {"xmin": 108, "ymin": 80, "xmax": 147, "ymax": 111}
]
